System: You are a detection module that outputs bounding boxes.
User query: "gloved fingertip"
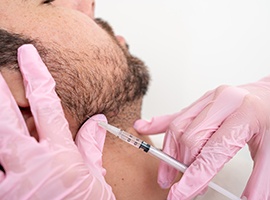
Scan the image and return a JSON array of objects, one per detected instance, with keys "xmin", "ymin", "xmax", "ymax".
[
  {"xmin": 89, "ymin": 114, "xmax": 107, "ymax": 123},
  {"xmin": 18, "ymin": 44, "xmax": 41, "ymax": 68},
  {"xmin": 134, "ymin": 114, "xmax": 176, "ymax": 134},
  {"xmin": 158, "ymin": 179, "xmax": 171, "ymax": 189},
  {"xmin": 157, "ymin": 162, "xmax": 178, "ymax": 189},
  {"xmin": 18, "ymin": 44, "xmax": 36, "ymax": 55},
  {"xmin": 241, "ymin": 196, "xmax": 247, "ymax": 200},
  {"xmin": 17, "ymin": 43, "xmax": 58, "ymax": 103},
  {"xmin": 157, "ymin": 172, "xmax": 170, "ymax": 189},
  {"xmin": 77, "ymin": 114, "xmax": 107, "ymax": 151},
  {"xmin": 133, "ymin": 119, "xmax": 149, "ymax": 132},
  {"xmin": 81, "ymin": 114, "xmax": 107, "ymax": 132}
]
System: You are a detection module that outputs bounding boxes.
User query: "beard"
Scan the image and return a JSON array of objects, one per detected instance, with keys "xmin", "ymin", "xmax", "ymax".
[
  {"xmin": 0, "ymin": 18, "xmax": 150, "ymax": 130},
  {"xmin": 94, "ymin": 18, "xmax": 150, "ymax": 101},
  {"xmin": 47, "ymin": 18, "xmax": 150, "ymax": 128}
]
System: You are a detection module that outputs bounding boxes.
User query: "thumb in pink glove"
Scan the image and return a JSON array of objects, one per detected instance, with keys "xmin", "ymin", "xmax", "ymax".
[{"xmin": 135, "ymin": 82, "xmax": 270, "ymax": 200}]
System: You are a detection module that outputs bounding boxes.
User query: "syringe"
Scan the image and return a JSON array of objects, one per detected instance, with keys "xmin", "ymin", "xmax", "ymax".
[{"xmin": 98, "ymin": 121, "xmax": 242, "ymax": 200}]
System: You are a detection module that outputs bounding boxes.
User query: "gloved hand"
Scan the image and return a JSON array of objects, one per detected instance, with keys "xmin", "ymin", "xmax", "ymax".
[
  {"xmin": 134, "ymin": 80, "xmax": 270, "ymax": 200},
  {"xmin": 0, "ymin": 44, "xmax": 115, "ymax": 200}
]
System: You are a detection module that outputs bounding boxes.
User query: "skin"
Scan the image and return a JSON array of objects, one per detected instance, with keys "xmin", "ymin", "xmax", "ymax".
[
  {"xmin": 0, "ymin": 0, "xmax": 181, "ymax": 199},
  {"xmin": 52, "ymin": 0, "xmax": 96, "ymax": 18}
]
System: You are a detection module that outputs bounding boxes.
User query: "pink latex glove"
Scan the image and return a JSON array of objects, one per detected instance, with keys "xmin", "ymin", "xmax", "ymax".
[
  {"xmin": 134, "ymin": 80, "xmax": 270, "ymax": 200},
  {"xmin": 0, "ymin": 44, "xmax": 115, "ymax": 200}
]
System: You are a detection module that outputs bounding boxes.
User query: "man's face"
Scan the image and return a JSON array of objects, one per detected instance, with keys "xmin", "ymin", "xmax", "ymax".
[
  {"xmin": 0, "ymin": 0, "xmax": 149, "ymax": 137},
  {"xmin": 52, "ymin": 0, "xmax": 96, "ymax": 19}
]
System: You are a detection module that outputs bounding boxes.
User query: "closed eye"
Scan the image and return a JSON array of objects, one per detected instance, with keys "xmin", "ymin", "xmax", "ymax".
[{"xmin": 43, "ymin": 0, "xmax": 55, "ymax": 4}]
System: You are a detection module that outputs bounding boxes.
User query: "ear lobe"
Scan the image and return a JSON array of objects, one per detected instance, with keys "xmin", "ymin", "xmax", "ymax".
[
  {"xmin": 115, "ymin": 35, "xmax": 128, "ymax": 50},
  {"xmin": 1, "ymin": 69, "xmax": 29, "ymax": 108}
]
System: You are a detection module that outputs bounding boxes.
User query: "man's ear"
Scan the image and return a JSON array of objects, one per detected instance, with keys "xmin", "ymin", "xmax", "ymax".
[
  {"xmin": 115, "ymin": 35, "xmax": 129, "ymax": 51},
  {"xmin": 1, "ymin": 69, "xmax": 78, "ymax": 140},
  {"xmin": 1, "ymin": 69, "xmax": 29, "ymax": 108},
  {"xmin": 0, "ymin": 69, "xmax": 39, "ymax": 140}
]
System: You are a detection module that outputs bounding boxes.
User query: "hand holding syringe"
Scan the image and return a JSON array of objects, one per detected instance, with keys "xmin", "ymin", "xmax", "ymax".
[{"xmin": 98, "ymin": 121, "xmax": 242, "ymax": 200}]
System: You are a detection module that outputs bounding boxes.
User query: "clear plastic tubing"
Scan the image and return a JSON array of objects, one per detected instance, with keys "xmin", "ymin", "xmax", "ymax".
[{"xmin": 98, "ymin": 121, "xmax": 242, "ymax": 200}]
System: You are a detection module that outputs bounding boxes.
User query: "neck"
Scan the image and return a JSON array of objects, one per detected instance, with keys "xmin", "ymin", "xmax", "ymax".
[
  {"xmin": 102, "ymin": 98, "xmax": 173, "ymax": 200},
  {"xmin": 68, "ymin": 98, "xmax": 143, "ymax": 139},
  {"xmin": 107, "ymin": 98, "xmax": 143, "ymax": 133}
]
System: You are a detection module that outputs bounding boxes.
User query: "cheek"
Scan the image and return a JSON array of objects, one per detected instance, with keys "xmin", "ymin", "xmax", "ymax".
[{"xmin": 1, "ymin": 71, "xmax": 29, "ymax": 108}]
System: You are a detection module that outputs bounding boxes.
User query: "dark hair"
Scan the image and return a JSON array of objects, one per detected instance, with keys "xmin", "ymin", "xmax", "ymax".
[
  {"xmin": 0, "ymin": 29, "xmax": 35, "ymax": 70},
  {"xmin": 0, "ymin": 22, "xmax": 150, "ymax": 129}
]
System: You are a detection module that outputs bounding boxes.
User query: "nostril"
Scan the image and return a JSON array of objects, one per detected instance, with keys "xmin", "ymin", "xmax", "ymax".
[
  {"xmin": 92, "ymin": 1, "xmax": 95, "ymax": 10},
  {"xmin": 91, "ymin": 1, "xmax": 96, "ymax": 19}
]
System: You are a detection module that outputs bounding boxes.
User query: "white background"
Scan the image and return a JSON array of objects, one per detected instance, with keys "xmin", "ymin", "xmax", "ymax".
[{"xmin": 96, "ymin": 1, "xmax": 270, "ymax": 199}]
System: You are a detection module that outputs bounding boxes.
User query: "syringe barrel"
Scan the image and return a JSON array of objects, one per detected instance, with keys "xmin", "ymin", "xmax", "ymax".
[
  {"xmin": 148, "ymin": 146, "xmax": 187, "ymax": 173},
  {"xmin": 118, "ymin": 130, "xmax": 143, "ymax": 149},
  {"xmin": 117, "ymin": 130, "xmax": 187, "ymax": 173}
]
